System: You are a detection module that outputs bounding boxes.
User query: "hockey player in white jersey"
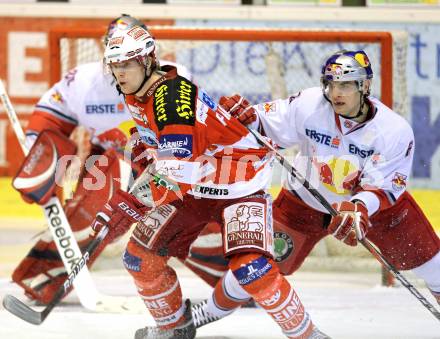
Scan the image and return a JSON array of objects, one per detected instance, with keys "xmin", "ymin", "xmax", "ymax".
[
  {"xmin": 189, "ymin": 50, "xmax": 440, "ymax": 328},
  {"xmin": 11, "ymin": 14, "xmax": 192, "ymax": 305}
]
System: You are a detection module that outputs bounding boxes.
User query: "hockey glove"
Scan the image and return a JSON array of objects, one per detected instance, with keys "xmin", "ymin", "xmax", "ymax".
[
  {"xmin": 13, "ymin": 129, "xmax": 76, "ymax": 205},
  {"xmin": 327, "ymin": 201, "xmax": 369, "ymax": 246},
  {"xmin": 91, "ymin": 189, "xmax": 151, "ymax": 242},
  {"xmin": 219, "ymin": 94, "xmax": 257, "ymax": 125}
]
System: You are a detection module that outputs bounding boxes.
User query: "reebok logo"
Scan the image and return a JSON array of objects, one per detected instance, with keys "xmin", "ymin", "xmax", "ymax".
[
  {"xmin": 23, "ymin": 144, "xmax": 45, "ymax": 175},
  {"xmin": 45, "ymin": 203, "xmax": 82, "ymax": 269},
  {"xmin": 63, "ymin": 252, "xmax": 90, "ymax": 290}
]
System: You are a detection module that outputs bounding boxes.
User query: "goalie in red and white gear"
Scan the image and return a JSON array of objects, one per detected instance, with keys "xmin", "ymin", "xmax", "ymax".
[
  {"xmin": 188, "ymin": 50, "xmax": 440, "ymax": 325},
  {"xmin": 96, "ymin": 24, "xmax": 329, "ymax": 339},
  {"xmin": 11, "ymin": 14, "xmax": 192, "ymax": 305}
]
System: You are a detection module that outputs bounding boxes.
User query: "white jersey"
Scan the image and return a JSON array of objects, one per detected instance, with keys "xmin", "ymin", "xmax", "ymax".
[
  {"xmin": 251, "ymin": 87, "xmax": 415, "ymax": 215},
  {"xmin": 26, "ymin": 61, "xmax": 192, "ymax": 150}
]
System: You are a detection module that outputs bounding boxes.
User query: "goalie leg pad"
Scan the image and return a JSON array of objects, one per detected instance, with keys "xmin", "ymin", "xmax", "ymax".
[
  {"xmin": 124, "ymin": 239, "xmax": 186, "ymax": 329},
  {"xmin": 229, "ymin": 252, "xmax": 313, "ymax": 338},
  {"xmin": 12, "ymin": 149, "xmax": 132, "ymax": 304}
]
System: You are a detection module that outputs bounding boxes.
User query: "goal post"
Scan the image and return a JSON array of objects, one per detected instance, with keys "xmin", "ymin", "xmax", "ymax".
[
  {"xmin": 48, "ymin": 27, "xmax": 407, "ymax": 110},
  {"xmin": 48, "ymin": 26, "xmax": 408, "ymax": 284}
]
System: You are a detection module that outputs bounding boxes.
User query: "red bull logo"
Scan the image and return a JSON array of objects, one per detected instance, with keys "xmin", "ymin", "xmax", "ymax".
[
  {"xmin": 343, "ymin": 120, "xmax": 353, "ymax": 129},
  {"xmin": 391, "ymin": 172, "xmax": 407, "ymax": 191},
  {"xmin": 311, "ymin": 156, "xmax": 360, "ymax": 195},
  {"xmin": 50, "ymin": 91, "xmax": 64, "ymax": 104},
  {"xmin": 327, "ymin": 64, "xmax": 343, "ymax": 76},
  {"xmin": 354, "ymin": 53, "xmax": 370, "ymax": 67},
  {"xmin": 263, "ymin": 102, "xmax": 276, "ymax": 114}
]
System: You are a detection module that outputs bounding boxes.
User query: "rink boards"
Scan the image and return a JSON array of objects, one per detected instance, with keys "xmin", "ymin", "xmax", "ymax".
[{"xmin": 0, "ymin": 177, "xmax": 438, "ymax": 231}]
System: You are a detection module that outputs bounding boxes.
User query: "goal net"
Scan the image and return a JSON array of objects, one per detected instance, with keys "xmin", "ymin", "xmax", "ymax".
[{"xmin": 49, "ymin": 26, "xmax": 408, "ymax": 281}]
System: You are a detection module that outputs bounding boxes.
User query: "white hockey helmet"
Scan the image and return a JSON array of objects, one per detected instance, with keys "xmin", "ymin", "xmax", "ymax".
[
  {"xmin": 103, "ymin": 14, "xmax": 146, "ymax": 46},
  {"xmin": 104, "ymin": 25, "xmax": 156, "ymax": 66}
]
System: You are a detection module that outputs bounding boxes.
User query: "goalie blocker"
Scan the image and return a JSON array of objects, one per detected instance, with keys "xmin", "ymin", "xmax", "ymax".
[
  {"xmin": 13, "ymin": 129, "xmax": 77, "ymax": 205},
  {"xmin": 12, "ymin": 135, "xmax": 133, "ymax": 304}
]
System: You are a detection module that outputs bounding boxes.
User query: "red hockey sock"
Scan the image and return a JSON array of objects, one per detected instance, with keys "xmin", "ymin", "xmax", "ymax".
[
  {"xmin": 124, "ymin": 242, "xmax": 185, "ymax": 329},
  {"xmin": 230, "ymin": 253, "xmax": 313, "ymax": 339}
]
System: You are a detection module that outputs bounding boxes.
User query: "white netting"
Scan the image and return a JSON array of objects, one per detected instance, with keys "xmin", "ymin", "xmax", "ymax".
[
  {"xmin": 55, "ymin": 28, "xmax": 408, "ymax": 117},
  {"xmin": 52, "ymin": 27, "xmax": 408, "ymax": 276}
]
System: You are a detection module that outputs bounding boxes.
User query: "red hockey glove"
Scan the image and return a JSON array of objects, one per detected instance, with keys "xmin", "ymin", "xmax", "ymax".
[
  {"xmin": 129, "ymin": 127, "xmax": 154, "ymax": 169},
  {"xmin": 327, "ymin": 201, "xmax": 369, "ymax": 247},
  {"xmin": 91, "ymin": 189, "xmax": 151, "ymax": 242},
  {"xmin": 219, "ymin": 94, "xmax": 257, "ymax": 125}
]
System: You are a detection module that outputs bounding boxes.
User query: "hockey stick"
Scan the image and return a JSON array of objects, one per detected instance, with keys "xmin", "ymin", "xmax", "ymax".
[
  {"xmin": 3, "ymin": 226, "xmax": 108, "ymax": 325},
  {"xmin": 2, "ymin": 167, "xmax": 155, "ymax": 324},
  {"xmin": 248, "ymin": 127, "xmax": 440, "ymax": 322},
  {"xmin": 0, "ymin": 79, "xmax": 99, "ymax": 310}
]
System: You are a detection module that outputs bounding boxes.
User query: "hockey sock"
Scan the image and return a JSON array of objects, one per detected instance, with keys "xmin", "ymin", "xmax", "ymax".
[
  {"xmin": 124, "ymin": 243, "xmax": 186, "ymax": 329},
  {"xmin": 207, "ymin": 269, "xmax": 252, "ymax": 317},
  {"xmin": 136, "ymin": 265, "xmax": 185, "ymax": 329},
  {"xmin": 230, "ymin": 253, "xmax": 313, "ymax": 339}
]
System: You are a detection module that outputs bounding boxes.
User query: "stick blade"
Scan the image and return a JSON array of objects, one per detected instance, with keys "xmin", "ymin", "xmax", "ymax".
[{"xmin": 2, "ymin": 294, "xmax": 44, "ymax": 325}]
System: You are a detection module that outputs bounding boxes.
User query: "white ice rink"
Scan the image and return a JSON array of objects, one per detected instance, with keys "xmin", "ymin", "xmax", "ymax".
[{"xmin": 1, "ymin": 263, "xmax": 439, "ymax": 339}]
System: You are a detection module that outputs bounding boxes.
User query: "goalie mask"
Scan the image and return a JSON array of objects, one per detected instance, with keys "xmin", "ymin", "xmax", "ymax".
[{"xmin": 104, "ymin": 25, "xmax": 158, "ymax": 95}]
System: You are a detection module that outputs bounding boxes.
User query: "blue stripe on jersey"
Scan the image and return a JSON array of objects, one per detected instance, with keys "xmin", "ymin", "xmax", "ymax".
[
  {"xmin": 385, "ymin": 191, "xmax": 397, "ymax": 205},
  {"xmin": 35, "ymin": 104, "xmax": 78, "ymax": 124},
  {"xmin": 25, "ymin": 131, "xmax": 38, "ymax": 138}
]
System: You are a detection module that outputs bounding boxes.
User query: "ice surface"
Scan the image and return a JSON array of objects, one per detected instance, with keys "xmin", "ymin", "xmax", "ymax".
[{"xmin": 1, "ymin": 265, "xmax": 439, "ymax": 339}]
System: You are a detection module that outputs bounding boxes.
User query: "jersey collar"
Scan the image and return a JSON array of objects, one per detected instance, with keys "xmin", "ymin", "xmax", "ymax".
[
  {"xmin": 334, "ymin": 98, "xmax": 377, "ymax": 135},
  {"xmin": 135, "ymin": 66, "xmax": 178, "ymax": 102}
]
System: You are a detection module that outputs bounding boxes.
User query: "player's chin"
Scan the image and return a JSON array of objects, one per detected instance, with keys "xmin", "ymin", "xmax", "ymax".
[
  {"xmin": 119, "ymin": 84, "xmax": 133, "ymax": 94},
  {"xmin": 332, "ymin": 104, "xmax": 348, "ymax": 115}
]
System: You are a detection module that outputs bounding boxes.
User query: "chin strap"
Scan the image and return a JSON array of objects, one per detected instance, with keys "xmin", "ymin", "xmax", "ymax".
[
  {"xmin": 127, "ymin": 68, "xmax": 150, "ymax": 96},
  {"xmin": 113, "ymin": 56, "xmax": 157, "ymax": 96}
]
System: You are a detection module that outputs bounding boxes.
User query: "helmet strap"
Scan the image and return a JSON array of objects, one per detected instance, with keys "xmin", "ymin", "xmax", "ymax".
[{"xmin": 338, "ymin": 92, "xmax": 367, "ymax": 120}]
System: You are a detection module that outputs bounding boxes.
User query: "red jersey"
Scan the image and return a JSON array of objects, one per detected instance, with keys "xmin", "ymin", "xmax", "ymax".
[{"xmin": 125, "ymin": 67, "xmax": 274, "ymax": 204}]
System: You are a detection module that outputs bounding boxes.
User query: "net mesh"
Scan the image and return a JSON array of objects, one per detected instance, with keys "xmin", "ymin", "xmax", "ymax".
[
  {"xmin": 50, "ymin": 27, "xmax": 408, "ymax": 277},
  {"xmin": 53, "ymin": 27, "xmax": 408, "ymax": 116}
]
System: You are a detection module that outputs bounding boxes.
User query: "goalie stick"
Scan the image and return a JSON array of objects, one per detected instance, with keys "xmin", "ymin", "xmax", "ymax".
[
  {"xmin": 0, "ymin": 79, "xmax": 98, "ymax": 310},
  {"xmin": 2, "ymin": 166, "xmax": 155, "ymax": 325},
  {"xmin": 248, "ymin": 127, "xmax": 440, "ymax": 322},
  {"xmin": 3, "ymin": 226, "xmax": 108, "ymax": 325}
]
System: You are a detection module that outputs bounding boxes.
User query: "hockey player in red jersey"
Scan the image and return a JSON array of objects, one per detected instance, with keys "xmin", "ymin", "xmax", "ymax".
[
  {"xmin": 11, "ymin": 14, "xmax": 192, "ymax": 305},
  {"xmin": 94, "ymin": 24, "xmax": 330, "ymax": 339},
  {"xmin": 190, "ymin": 50, "xmax": 440, "ymax": 324}
]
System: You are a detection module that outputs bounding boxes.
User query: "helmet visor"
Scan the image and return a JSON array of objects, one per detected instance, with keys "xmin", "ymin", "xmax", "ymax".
[
  {"xmin": 323, "ymin": 80, "xmax": 360, "ymax": 96},
  {"xmin": 109, "ymin": 59, "xmax": 142, "ymax": 72}
]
